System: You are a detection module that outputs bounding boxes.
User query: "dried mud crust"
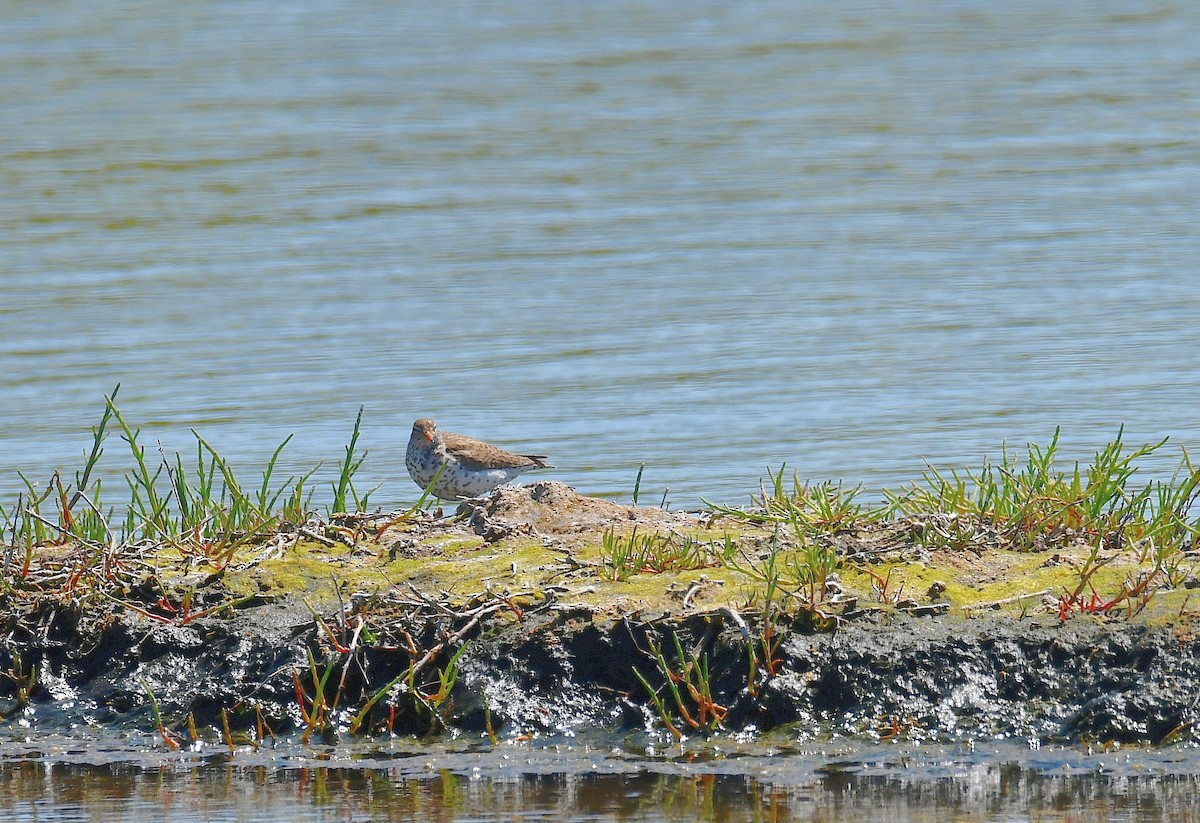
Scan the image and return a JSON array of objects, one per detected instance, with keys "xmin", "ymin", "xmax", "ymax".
[
  {"xmin": 457, "ymin": 481, "xmax": 701, "ymax": 538},
  {"xmin": 382, "ymin": 481, "xmax": 700, "ymax": 554},
  {"xmin": 1, "ymin": 483, "xmax": 1198, "ymax": 745}
]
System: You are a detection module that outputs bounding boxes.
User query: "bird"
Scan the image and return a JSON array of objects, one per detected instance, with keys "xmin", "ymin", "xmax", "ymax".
[{"xmin": 405, "ymin": 417, "xmax": 552, "ymax": 500}]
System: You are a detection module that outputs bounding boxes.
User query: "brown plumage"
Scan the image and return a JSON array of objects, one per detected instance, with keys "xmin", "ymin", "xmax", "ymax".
[{"xmin": 405, "ymin": 418, "xmax": 551, "ymax": 499}]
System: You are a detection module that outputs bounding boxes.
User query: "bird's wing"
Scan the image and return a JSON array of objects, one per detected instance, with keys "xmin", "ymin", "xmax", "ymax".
[{"xmin": 443, "ymin": 432, "xmax": 548, "ymax": 470}]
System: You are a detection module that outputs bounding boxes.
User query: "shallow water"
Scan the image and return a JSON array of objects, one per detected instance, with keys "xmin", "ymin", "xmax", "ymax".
[
  {"xmin": 2, "ymin": 0, "xmax": 1199, "ymax": 512},
  {"xmin": 4, "ymin": 735, "xmax": 1200, "ymax": 822}
]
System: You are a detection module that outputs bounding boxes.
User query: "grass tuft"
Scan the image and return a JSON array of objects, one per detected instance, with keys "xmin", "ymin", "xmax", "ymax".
[
  {"xmin": 601, "ymin": 528, "xmax": 733, "ymax": 582},
  {"xmin": 707, "ymin": 464, "xmax": 876, "ymax": 535}
]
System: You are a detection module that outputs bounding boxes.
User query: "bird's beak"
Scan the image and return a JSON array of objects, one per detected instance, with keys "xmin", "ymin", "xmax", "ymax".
[{"xmin": 424, "ymin": 430, "xmax": 433, "ymax": 442}]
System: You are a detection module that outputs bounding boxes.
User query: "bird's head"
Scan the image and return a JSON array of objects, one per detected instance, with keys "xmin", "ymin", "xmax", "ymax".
[{"xmin": 412, "ymin": 418, "xmax": 437, "ymax": 442}]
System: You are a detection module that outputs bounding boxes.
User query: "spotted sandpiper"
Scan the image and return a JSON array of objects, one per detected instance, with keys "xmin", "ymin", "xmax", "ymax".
[{"xmin": 405, "ymin": 418, "xmax": 552, "ymax": 500}]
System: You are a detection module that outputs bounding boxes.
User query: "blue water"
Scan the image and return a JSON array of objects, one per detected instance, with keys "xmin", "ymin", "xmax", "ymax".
[{"xmin": 3, "ymin": 1, "xmax": 1199, "ymax": 512}]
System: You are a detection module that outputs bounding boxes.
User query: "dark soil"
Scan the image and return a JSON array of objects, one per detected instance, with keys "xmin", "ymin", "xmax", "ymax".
[
  {"xmin": 459, "ymin": 608, "xmax": 1200, "ymax": 744},
  {"xmin": 3, "ymin": 589, "xmax": 1198, "ymax": 745}
]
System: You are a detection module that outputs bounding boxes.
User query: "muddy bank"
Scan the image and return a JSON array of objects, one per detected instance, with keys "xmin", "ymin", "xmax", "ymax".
[
  {"xmin": 2, "ymin": 482, "xmax": 1198, "ymax": 746},
  {"xmin": 455, "ymin": 607, "xmax": 1200, "ymax": 744},
  {"xmin": 4, "ymin": 589, "xmax": 1197, "ymax": 745}
]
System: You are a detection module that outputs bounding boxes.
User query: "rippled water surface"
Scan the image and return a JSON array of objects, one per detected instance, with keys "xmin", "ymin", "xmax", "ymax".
[
  {"xmin": 3, "ymin": 0, "xmax": 1200, "ymax": 818},
  {"xmin": 3, "ymin": 0, "xmax": 1199, "ymax": 511}
]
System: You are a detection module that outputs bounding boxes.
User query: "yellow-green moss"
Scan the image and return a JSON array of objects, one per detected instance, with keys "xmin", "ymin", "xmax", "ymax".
[{"xmin": 152, "ymin": 518, "xmax": 1188, "ymax": 627}]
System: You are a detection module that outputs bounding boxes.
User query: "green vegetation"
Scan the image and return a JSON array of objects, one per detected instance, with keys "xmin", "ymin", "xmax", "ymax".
[
  {"xmin": 886, "ymin": 427, "xmax": 1198, "ymax": 554},
  {"xmin": 601, "ymin": 527, "xmax": 734, "ymax": 581},
  {"xmin": 633, "ymin": 632, "xmax": 726, "ymax": 739},
  {"xmin": 1, "ymin": 385, "xmax": 323, "ymax": 561},
  {"xmin": 707, "ymin": 466, "xmax": 875, "ymax": 535}
]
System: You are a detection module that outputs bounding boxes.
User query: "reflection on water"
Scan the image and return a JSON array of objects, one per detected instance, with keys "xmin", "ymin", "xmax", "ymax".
[
  {"xmin": 4, "ymin": 759, "xmax": 1200, "ymax": 822},
  {"xmin": 3, "ymin": 763, "xmax": 785, "ymax": 823},
  {"xmin": 3, "ymin": 738, "xmax": 1200, "ymax": 822}
]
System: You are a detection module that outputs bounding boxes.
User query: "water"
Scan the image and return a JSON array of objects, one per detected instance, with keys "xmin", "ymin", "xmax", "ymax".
[
  {"xmin": 3, "ymin": 0, "xmax": 1200, "ymax": 817},
  {"xmin": 3, "ymin": 0, "xmax": 1198, "ymax": 512},
  {"xmin": 5, "ymin": 735, "xmax": 1200, "ymax": 822}
]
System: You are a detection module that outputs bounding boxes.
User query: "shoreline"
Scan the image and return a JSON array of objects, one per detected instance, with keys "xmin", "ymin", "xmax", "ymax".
[{"xmin": 2, "ymin": 480, "xmax": 1197, "ymax": 748}]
